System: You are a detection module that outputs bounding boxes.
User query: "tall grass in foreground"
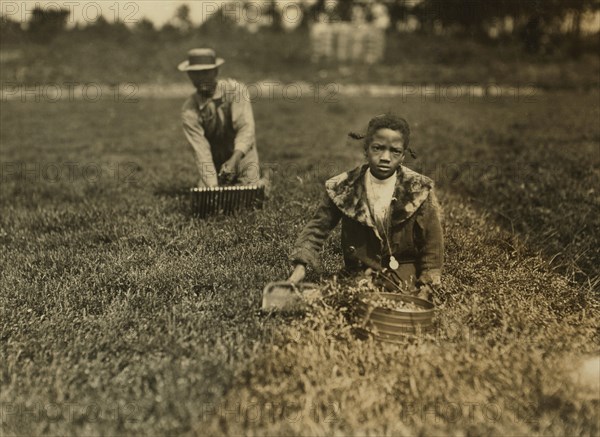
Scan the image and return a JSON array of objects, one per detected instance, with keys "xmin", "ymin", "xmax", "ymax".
[{"xmin": 0, "ymin": 93, "xmax": 598, "ymax": 435}]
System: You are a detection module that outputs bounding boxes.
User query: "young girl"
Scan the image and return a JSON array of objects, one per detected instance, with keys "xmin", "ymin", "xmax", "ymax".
[{"xmin": 288, "ymin": 114, "xmax": 443, "ymax": 299}]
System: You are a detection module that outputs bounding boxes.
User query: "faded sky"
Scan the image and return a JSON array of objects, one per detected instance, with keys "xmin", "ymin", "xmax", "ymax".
[{"xmin": 2, "ymin": 1, "xmax": 228, "ymax": 26}]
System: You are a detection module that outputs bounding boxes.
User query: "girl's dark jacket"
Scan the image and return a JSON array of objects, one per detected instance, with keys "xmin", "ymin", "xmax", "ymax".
[{"xmin": 291, "ymin": 164, "xmax": 444, "ymax": 287}]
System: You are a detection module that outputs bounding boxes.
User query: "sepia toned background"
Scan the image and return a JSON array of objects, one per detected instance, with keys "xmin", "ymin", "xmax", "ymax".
[{"xmin": 1, "ymin": 1, "xmax": 598, "ymax": 435}]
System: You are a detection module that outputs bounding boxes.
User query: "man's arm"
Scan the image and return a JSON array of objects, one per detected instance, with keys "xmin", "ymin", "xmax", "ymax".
[
  {"xmin": 182, "ymin": 109, "xmax": 218, "ymax": 187},
  {"xmin": 231, "ymin": 82, "xmax": 256, "ymax": 156}
]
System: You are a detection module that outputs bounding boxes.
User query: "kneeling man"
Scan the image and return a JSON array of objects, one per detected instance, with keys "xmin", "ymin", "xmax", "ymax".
[{"xmin": 180, "ymin": 48, "xmax": 261, "ymax": 187}]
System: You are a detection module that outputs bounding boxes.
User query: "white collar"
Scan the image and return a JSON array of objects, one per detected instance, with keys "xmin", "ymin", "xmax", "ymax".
[{"xmin": 366, "ymin": 168, "xmax": 397, "ymax": 186}]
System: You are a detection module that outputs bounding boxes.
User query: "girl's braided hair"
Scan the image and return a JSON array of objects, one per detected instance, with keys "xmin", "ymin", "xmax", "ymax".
[{"xmin": 349, "ymin": 113, "xmax": 416, "ymax": 158}]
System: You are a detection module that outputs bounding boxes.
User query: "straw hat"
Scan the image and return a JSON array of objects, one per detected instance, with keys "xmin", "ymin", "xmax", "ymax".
[{"xmin": 178, "ymin": 48, "xmax": 225, "ymax": 71}]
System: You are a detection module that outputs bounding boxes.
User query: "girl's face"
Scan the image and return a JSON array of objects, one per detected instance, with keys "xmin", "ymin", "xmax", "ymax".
[{"xmin": 366, "ymin": 128, "xmax": 405, "ymax": 179}]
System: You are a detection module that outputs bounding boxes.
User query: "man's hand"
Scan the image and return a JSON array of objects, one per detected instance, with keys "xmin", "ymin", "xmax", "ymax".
[
  {"xmin": 288, "ymin": 264, "xmax": 306, "ymax": 284},
  {"xmin": 218, "ymin": 150, "xmax": 243, "ymax": 185}
]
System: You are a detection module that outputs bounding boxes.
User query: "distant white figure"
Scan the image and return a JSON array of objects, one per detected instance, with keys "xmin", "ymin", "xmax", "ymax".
[
  {"xmin": 310, "ymin": 1, "xmax": 388, "ymax": 64},
  {"xmin": 366, "ymin": 2, "xmax": 389, "ymax": 64},
  {"xmin": 310, "ymin": 13, "xmax": 334, "ymax": 62}
]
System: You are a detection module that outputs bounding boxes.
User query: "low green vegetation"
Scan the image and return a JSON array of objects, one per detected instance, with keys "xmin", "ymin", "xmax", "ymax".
[
  {"xmin": 1, "ymin": 28, "xmax": 598, "ymax": 88},
  {"xmin": 0, "ymin": 92, "xmax": 598, "ymax": 435}
]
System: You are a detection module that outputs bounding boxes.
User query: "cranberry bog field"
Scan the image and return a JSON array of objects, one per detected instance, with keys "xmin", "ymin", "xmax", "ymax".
[{"xmin": 1, "ymin": 91, "xmax": 598, "ymax": 435}]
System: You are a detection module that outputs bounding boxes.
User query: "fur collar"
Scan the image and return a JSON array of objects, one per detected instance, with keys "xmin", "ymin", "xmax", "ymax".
[{"xmin": 325, "ymin": 164, "xmax": 433, "ymax": 228}]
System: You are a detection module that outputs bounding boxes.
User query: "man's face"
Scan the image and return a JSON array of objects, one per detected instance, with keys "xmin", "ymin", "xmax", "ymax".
[
  {"xmin": 366, "ymin": 128, "xmax": 405, "ymax": 179},
  {"xmin": 187, "ymin": 68, "xmax": 219, "ymax": 97}
]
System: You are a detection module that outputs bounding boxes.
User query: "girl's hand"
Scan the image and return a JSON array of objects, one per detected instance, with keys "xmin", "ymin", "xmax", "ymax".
[
  {"xmin": 417, "ymin": 284, "xmax": 434, "ymax": 302},
  {"xmin": 288, "ymin": 264, "xmax": 306, "ymax": 284}
]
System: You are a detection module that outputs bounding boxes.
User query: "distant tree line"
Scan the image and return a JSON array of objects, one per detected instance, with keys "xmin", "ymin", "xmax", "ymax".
[
  {"xmin": 403, "ymin": 0, "xmax": 600, "ymax": 54},
  {"xmin": 1, "ymin": 1, "xmax": 598, "ymax": 56}
]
